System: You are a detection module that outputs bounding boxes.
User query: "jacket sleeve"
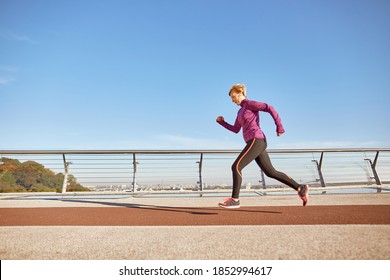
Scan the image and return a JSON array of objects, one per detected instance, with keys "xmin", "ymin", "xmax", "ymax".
[
  {"xmin": 241, "ymin": 99, "xmax": 285, "ymax": 134},
  {"xmin": 217, "ymin": 117, "xmax": 241, "ymax": 134}
]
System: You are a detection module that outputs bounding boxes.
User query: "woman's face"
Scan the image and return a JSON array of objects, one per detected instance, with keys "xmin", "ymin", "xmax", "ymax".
[{"xmin": 230, "ymin": 91, "xmax": 243, "ymax": 105}]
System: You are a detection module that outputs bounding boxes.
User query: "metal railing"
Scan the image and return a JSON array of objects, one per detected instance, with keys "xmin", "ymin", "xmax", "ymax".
[{"xmin": 1, "ymin": 148, "xmax": 390, "ymax": 193}]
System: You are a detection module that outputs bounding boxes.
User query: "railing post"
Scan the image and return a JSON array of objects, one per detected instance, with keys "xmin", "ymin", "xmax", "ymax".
[
  {"xmin": 312, "ymin": 152, "xmax": 326, "ymax": 188},
  {"xmin": 62, "ymin": 154, "xmax": 69, "ymax": 193},
  {"xmin": 365, "ymin": 151, "xmax": 381, "ymax": 186},
  {"xmin": 260, "ymin": 169, "xmax": 266, "ymax": 189},
  {"xmin": 132, "ymin": 153, "xmax": 138, "ymax": 192},
  {"xmin": 197, "ymin": 153, "xmax": 203, "ymax": 191}
]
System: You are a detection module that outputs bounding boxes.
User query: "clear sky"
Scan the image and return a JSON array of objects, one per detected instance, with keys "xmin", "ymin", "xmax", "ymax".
[{"xmin": 1, "ymin": 0, "xmax": 389, "ymax": 150}]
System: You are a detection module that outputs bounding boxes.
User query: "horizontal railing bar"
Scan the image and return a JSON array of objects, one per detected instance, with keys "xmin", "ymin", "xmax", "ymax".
[
  {"xmin": 71, "ymin": 172, "xmax": 133, "ymax": 174},
  {"xmin": 2, "ymin": 148, "xmax": 390, "ymax": 155},
  {"xmin": 69, "ymin": 168, "xmax": 133, "ymax": 170}
]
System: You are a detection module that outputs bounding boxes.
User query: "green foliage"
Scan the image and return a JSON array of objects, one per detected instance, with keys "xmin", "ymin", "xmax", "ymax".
[{"xmin": 0, "ymin": 157, "xmax": 90, "ymax": 193}]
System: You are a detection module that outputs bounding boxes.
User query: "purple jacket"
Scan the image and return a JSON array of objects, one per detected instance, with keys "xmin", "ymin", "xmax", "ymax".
[{"xmin": 218, "ymin": 99, "xmax": 285, "ymax": 142}]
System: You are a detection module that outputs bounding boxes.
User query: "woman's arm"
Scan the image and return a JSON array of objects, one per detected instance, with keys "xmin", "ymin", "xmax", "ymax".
[{"xmin": 216, "ymin": 116, "xmax": 241, "ymax": 134}]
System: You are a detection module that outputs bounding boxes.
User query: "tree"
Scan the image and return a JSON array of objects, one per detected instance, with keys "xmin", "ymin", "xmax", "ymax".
[
  {"xmin": 0, "ymin": 157, "xmax": 90, "ymax": 192},
  {"xmin": 0, "ymin": 173, "xmax": 21, "ymax": 192},
  {"xmin": 65, "ymin": 174, "xmax": 90, "ymax": 192}
]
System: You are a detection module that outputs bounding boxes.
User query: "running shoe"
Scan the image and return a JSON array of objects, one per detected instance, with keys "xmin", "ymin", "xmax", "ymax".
[
  {"xmin": 218, "ymin": 197, "xmax": 240, "ymax": 209},
  {"xmin": 298, "ymin": 184, "xmax": 309, "ymax": 206}
]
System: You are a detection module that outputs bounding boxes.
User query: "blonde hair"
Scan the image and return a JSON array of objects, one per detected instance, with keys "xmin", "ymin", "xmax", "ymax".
[{"xmin": 229, "ymin": 84, "xmax": 247, "ymax": 97}]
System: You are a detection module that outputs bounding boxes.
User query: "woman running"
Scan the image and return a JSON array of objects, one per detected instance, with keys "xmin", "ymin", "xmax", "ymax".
[{"xmin": 216, "ymin": 84, "xmax": 309, "ymax": 209}]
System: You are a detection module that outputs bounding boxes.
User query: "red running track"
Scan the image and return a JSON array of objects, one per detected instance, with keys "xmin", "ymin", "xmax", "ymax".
[{"xmin": 0, "ymin": 205, "xmax": 389, "ymax": 226}]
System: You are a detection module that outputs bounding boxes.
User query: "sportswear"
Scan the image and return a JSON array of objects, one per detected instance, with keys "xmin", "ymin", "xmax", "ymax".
[
  {"xmin": 217, "ymin": 99, "xmax": 285, "ymax": 142},
  {"xmin": 298, "ymin": 184, "xmax": 309, "ymax": 206},
  {"xmin": 218, "ymin": 197, "xmax": 240, "ymax": 209}
]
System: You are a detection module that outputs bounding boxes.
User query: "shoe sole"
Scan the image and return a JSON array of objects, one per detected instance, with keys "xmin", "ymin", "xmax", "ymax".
[{"xmin": 218, "ymin": 204, "xmax": 240, "ymax": 209}]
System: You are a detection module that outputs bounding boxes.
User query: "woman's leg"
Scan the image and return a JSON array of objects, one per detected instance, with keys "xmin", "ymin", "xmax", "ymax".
[
  {"xmin": 254, "ymin": 141, "xmax": 300, "ymax": 191},
  {"xmin": 231, "ymin": 138, "xmax": 265, "ymax": 198},
  {"xmin": 222, "ymin": 138, "xmax": 309, "ymax": 207}
]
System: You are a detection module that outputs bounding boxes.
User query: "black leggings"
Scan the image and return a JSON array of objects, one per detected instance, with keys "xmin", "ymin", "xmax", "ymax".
[{"xmin": 231, "ymin": 138, "xmax": 300, "ymax": 198}]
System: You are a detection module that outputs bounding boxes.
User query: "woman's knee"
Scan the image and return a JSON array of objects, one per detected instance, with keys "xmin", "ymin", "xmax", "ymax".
[
  {"xmin": 231, "ymin": 161, "xmax": 242, "ymax": 174},
  {"xmin": 231, "ymin": 163, "xmax": 238, "ymax": 173}
]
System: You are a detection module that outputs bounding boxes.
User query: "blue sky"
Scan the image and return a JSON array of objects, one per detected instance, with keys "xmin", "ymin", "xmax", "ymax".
[{"xmin": 1, "ymin": 0, "xmax": 389, "ymax": 150}]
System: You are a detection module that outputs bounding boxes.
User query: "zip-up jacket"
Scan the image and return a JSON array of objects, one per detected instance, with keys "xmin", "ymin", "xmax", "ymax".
[{"xmin": 217, "ymin": 99, "xmax": 285, "ymax": 142}]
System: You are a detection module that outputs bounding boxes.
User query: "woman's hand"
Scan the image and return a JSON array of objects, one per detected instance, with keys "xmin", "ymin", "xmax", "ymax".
[
  {"xmin": 277, "ymin": 132, "xmax": 284, "ymax": 137},
  {"xmin": 216, "ymin": 116, "xmax": 224, "ymax": 122}
]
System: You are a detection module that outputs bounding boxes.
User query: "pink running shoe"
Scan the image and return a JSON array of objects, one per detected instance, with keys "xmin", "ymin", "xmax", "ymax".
[
  {"xmin": 298, "ymin": 184, "xmax": 309, "ymax": 206},
  {"xmin": 218, "ymin": 197, "xmax": 240, "ymax": 209}
]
